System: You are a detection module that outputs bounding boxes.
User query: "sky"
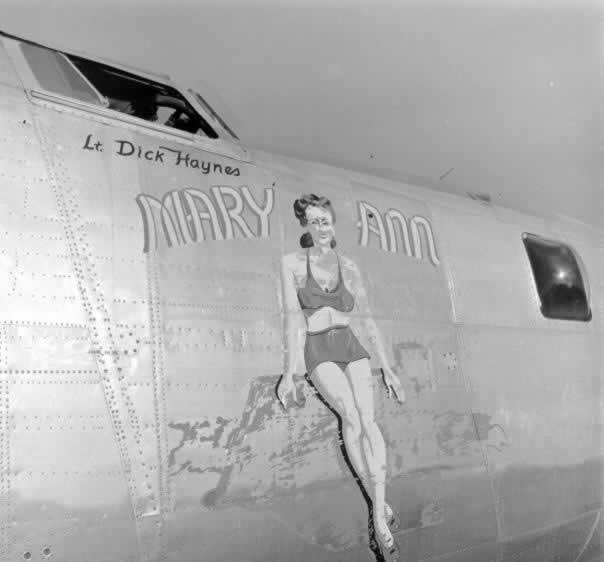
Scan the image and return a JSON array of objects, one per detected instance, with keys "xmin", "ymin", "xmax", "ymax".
[{"xmin": 2, "ymin": 0, "xmax": 603, "ymax": 224}]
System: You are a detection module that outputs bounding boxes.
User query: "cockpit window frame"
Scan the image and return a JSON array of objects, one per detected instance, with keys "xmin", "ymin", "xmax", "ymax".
[{"xmin": 188, "ymin": 89, "xmax": 239, "ymax": 141}]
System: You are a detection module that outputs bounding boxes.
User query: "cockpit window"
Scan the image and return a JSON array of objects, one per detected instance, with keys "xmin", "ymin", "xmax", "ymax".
[
  {"xmin": 19, "ymin": 41, "xmax": 217, "ymax": 138},
  {"xmin": 523, "ymin": 233, "xmax": 591, "ymax": 322},
  {"xmin": 67, "ymin": 55, "xmax": 218, "ymax": 138}
]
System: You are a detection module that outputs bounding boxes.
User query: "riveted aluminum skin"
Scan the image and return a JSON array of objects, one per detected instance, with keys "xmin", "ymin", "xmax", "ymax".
[{"xmin": 0, "ymin": 31, "xmax": 601, "ymax": 562}]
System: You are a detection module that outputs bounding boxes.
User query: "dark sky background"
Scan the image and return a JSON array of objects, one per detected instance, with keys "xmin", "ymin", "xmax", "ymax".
[{"xmin": 2, "ymin": 0, "xmax": 603, "ymax": 224}]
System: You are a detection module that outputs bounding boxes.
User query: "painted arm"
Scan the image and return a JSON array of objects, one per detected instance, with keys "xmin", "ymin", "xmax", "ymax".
[
  {"xmin": 348, "ymin": 259, "xmax": 405, "ymax": 403},
  {"xmin": 276, "ymin": 255, "xmax": 306, "ymax": 408}
]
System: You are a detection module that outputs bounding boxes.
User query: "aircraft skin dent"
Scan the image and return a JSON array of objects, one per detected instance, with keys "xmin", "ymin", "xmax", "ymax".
[{"xmin": 0, "ymin": 30, "xmax": 601, "ymax": 562}]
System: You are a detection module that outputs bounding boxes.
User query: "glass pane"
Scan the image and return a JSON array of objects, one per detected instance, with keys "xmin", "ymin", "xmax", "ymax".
[
  {"xmin": 523, "ymin": 233, "xmax": 591, "ymax": 321},
  {"xmin": 192, "ymin": 90, "xmax": 239, "ymax": 140},
  {"xmin": 20, "ymin": 43, "xmax": 102, "ymax": 106}
]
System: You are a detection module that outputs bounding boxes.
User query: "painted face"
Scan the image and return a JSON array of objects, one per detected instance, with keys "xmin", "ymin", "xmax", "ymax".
[{"xmin": 305, "ymin": 205, "xmax": 335, "ymax": 248}]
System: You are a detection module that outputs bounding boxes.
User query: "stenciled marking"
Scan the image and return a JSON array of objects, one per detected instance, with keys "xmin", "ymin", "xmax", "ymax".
[
  {"xmin": 357, "ymin": 201, "xmax": 440, "ymax": 266},
  {"xmin": 136, "ymin": 186, "xmax": 274, "ymax": 253}
]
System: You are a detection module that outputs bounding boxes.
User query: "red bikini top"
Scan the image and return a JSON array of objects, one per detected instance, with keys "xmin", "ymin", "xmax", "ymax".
[{"xmin": 297, "ymin": 250, "xmax": 355, "ymax": 316}]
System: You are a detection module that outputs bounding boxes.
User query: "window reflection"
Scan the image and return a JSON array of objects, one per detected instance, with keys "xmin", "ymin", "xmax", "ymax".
[{"xmin": 523, "ymin": 233, "xmax": 591, "ymax": 321}]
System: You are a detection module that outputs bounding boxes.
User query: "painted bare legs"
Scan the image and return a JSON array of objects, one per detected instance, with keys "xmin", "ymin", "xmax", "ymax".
[
  {"xmin": 346, "ymin": 359, "xmax": 396, "ymax": 551},
  {"xmin": 311, "ymin": 359, "xmax": 396, "ymax": 556}
]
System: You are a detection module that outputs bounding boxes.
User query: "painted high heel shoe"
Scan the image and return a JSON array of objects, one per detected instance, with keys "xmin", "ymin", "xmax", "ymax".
[
  {"xmin": 374, "ymin": 528, "xmax": 400, "ymax": 562},
  {"xmin": 384, "ymin": 503, "xmax": 401, "ymax": 533}
]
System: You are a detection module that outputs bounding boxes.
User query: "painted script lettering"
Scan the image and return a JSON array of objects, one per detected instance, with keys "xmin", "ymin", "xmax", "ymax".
[
  {"xmin": 357, "ymin": 201, "xmax": 440, "ymax": 266},
  {"xmin": 81, "ymin": 134, "xmax": 241, "ymax": 176},
  {"xmin": 136, "ymin": 186, "xmax": 274, "ymax": 253}
]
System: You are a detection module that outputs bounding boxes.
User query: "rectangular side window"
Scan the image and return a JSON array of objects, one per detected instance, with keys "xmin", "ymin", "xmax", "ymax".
[{"xmin": 523, "ymin": 233, "xmax": 591, "ymax": 322}]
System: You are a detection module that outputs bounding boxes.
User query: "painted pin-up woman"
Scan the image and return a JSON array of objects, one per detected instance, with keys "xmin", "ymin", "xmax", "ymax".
[{"xmin": 276, "ymin": 193, "xmax": 405, "ymax": 561}]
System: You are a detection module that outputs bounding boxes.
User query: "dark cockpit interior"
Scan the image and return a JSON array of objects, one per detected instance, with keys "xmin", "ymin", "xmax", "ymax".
[{"xmin": 68, "ymin": 55, "xmax": 218, "ymax": 138}]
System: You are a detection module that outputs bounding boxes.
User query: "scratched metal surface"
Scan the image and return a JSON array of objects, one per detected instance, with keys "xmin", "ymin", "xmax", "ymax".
[{"xmin": 0, "ymin": 36, "xmax": 601, "ymax": 562}]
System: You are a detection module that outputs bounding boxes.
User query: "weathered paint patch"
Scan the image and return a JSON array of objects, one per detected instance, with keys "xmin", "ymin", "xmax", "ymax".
[{"xmin": 168, "ymin": 417, "xmax": 231, "ymax": 471}]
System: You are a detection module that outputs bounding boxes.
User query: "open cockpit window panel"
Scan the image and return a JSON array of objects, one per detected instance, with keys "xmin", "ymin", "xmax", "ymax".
[
  {"xmin": 522, "ymin": 233, "xmax": 592, "ymax": 322},
  {"xmin": 20, "ymin": 42, "xmax": 106, "ymax": 107},
  {"xmin": 67, "ymin": 55, "xmax": 218, "ymax": 138}
]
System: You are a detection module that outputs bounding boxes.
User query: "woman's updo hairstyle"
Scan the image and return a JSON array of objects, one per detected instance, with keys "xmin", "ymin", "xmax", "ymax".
[{"xmin": 293, "ymin": 193, "xmax": 336, "ymax": 249}]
